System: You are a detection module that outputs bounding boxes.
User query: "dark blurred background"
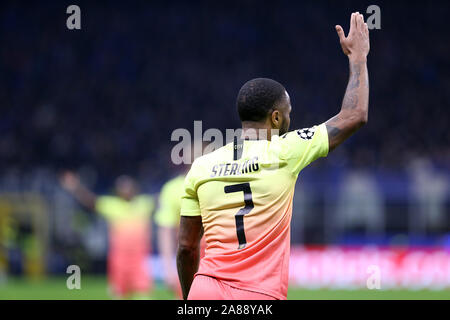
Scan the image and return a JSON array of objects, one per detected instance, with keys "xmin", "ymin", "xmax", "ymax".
[{"xmin": 0, "ymin": 0, "xmax": 448, "ymax": 282}]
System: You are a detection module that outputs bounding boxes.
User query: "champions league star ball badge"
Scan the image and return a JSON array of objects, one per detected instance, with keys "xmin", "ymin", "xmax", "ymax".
[{"xmin": 297, "ymin": 127, "xmax": 315, "ymax": 140}]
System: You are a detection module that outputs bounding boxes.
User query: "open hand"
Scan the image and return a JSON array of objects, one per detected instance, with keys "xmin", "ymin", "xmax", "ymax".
[{"xmin": 335, "ymin": 12, "xmax": 370, "ymax": 61}]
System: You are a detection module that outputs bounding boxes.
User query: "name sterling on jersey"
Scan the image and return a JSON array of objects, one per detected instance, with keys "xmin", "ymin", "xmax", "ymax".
[{"xmin": 210, "ymin": 156, "xmax": 260, "ymax": 177}]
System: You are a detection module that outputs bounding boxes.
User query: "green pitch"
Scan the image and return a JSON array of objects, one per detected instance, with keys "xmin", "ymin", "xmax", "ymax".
[{"xmin": 0, "ymin": 276, "xmax": 449, "ymax": 300}]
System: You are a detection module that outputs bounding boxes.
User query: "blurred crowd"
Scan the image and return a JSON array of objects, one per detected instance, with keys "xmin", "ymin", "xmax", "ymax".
[
  {"xmin": 1, "ymin": 1, "xmax": 449, "ymax": 182},
  {"xmin": 0, "ymin": 1, "xmax": 448, "ymax": 275}
]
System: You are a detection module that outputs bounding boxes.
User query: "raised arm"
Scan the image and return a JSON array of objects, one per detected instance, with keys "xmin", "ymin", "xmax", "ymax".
[
  {"xmin": 60, "ymin": 171, "xmax": 97, "ymax": 211},
  {"xmin": 326, "ymin": 12, "xmax": 370, "ymax": 152}
]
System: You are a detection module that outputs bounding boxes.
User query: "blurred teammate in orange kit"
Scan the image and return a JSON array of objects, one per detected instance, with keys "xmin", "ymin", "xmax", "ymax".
[{"xmin": 61, "ymin": 172, "xmax": 154, "ymax": 299}]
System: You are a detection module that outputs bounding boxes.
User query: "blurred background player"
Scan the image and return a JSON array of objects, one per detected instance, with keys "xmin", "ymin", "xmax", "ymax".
[
  {"xmin": 155, "ymin": 167, "xmax": 186, "ymax": 298},
  {"xmin": 60, "ymin": 172, "xmax": 154, "ymax": 299},
  {"xmin": 155, "ymin": 146, "xmax": 208, "ymax": 299}
]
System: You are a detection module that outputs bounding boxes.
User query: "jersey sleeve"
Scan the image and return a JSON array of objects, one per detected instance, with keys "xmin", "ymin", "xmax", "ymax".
[
  {"xmin": 279, "ymin": 123, "xmax": 329, "ymax": 176},
  {"xmin": 155, "ymin": 182, "xmax": 180, "ymax": 227},
  {"xmin": 95, "ymin": 196, "xmax": 122, "ymax": 220},
  {"xmin": 180, "ymin": 164, "xmax": 201, "ymax": 217}
]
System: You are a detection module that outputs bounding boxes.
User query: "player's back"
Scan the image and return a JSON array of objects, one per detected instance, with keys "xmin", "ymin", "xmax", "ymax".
[{"xmin": 181, "ymin": 124, "xmax": 329, "ymax": 299}]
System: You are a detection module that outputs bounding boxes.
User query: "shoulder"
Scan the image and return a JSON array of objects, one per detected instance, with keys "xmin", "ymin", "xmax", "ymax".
[
  {"xmin": 162, "ymin": 175, "xmax": 183, "ymax": 190},
  {"xmin": 276, "ymin": 124, "xmax": 328, "ymax": 157},
  {"xmin": 133, "ymin": 194, "xmax": 155, "ymax": 210},
  {"xmin": 278, "ymin": 125, "xmax": 321, "ymax": 142},
  {"xmin": 95, "ymin": 196, "xmax": 124, "ymax": 215},
  {"xmin": 134, "ymin": 194, "xmax": 154, "ymax": 203},
  {"xmin": 160, "ymin": 175, "xmax": 185, "ymax": 199},
  {"xmin": 191, "ymin": 142, "xmax": 233, "ymax": 170},
  {"xmin": 184, "ymin": 143, "xmax": 232, "ymax": 186},
  {"xmin": 97, "ymin": 195, "xmax": 121, "ymax": 205}
]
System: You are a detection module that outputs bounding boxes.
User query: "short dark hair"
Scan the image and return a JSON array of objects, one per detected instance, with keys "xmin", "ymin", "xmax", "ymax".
[{"xmin": 236, "ymin": 78, "xmax": 286, "ymax": 122}]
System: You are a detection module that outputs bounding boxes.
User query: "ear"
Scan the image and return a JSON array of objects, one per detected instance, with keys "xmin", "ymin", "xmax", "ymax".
[{"xmin": 271, "ymin": 110, "xmax": 280, "ymax": 128}]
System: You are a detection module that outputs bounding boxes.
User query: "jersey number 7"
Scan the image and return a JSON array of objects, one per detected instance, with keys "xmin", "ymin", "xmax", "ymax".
[{"xmin": 224, "ymin": 183, "xmax": 254, "ymax": 249}]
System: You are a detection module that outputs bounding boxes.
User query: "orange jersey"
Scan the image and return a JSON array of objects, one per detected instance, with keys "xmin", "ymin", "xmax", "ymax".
[{"xmin": 181, "ymin": 124, "xmax": 329, "ymax": 299}]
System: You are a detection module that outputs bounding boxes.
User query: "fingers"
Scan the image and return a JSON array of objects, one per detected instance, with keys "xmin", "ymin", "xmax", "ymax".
[
  {"xmin": 350, "ymin": 12, "xmax": 367, "ymax": 34},
  {"xmin": 349, "ymin": 12, "xmax": 369, "ymax": 36},
  {"xmin": 349, "ymin": 12, "xmax": 357, "ymax": 34},
  {"xmin": 357, "ymin": 14, "xmax": 369, "ymax": 38},
  {"xmin": 364, "ymin": 22, "xmax": 369, "ymax": 36},
  {"xmin": 357, "ymin": 13, "xmax": 365, "ymax": 33},
  {"xmin": 335, "ymin": 25, "xmax": 345, "ymax": 41}
]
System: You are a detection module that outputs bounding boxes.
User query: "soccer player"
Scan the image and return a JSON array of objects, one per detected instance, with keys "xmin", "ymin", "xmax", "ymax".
[
  {"xmin": 61, "ymin": 172, "xmax": 154, "ymax": 299},
  {"xmin": 155, "ymin": 169, "xmax": 186, "ymax": 298},
  {"xmin": 177, "ymin": 12, "xmax": 370, "ymax": 300},
  {"xmin": 156, "ymin": 164, "xmax": 207, "ymax": 299}
]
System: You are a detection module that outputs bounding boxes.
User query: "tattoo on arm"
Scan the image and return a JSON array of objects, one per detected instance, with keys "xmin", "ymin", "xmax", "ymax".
[
  {"xmin": 325, "ymin": 60, "xmax": 369, "ymax": 151},
  {"xmin": 342, "ymin": 62, "xmax": 363, "ymax": 110},
  {"xmin": 326, "ymin": 124, "xmax": 341, "ymax": 139}
]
